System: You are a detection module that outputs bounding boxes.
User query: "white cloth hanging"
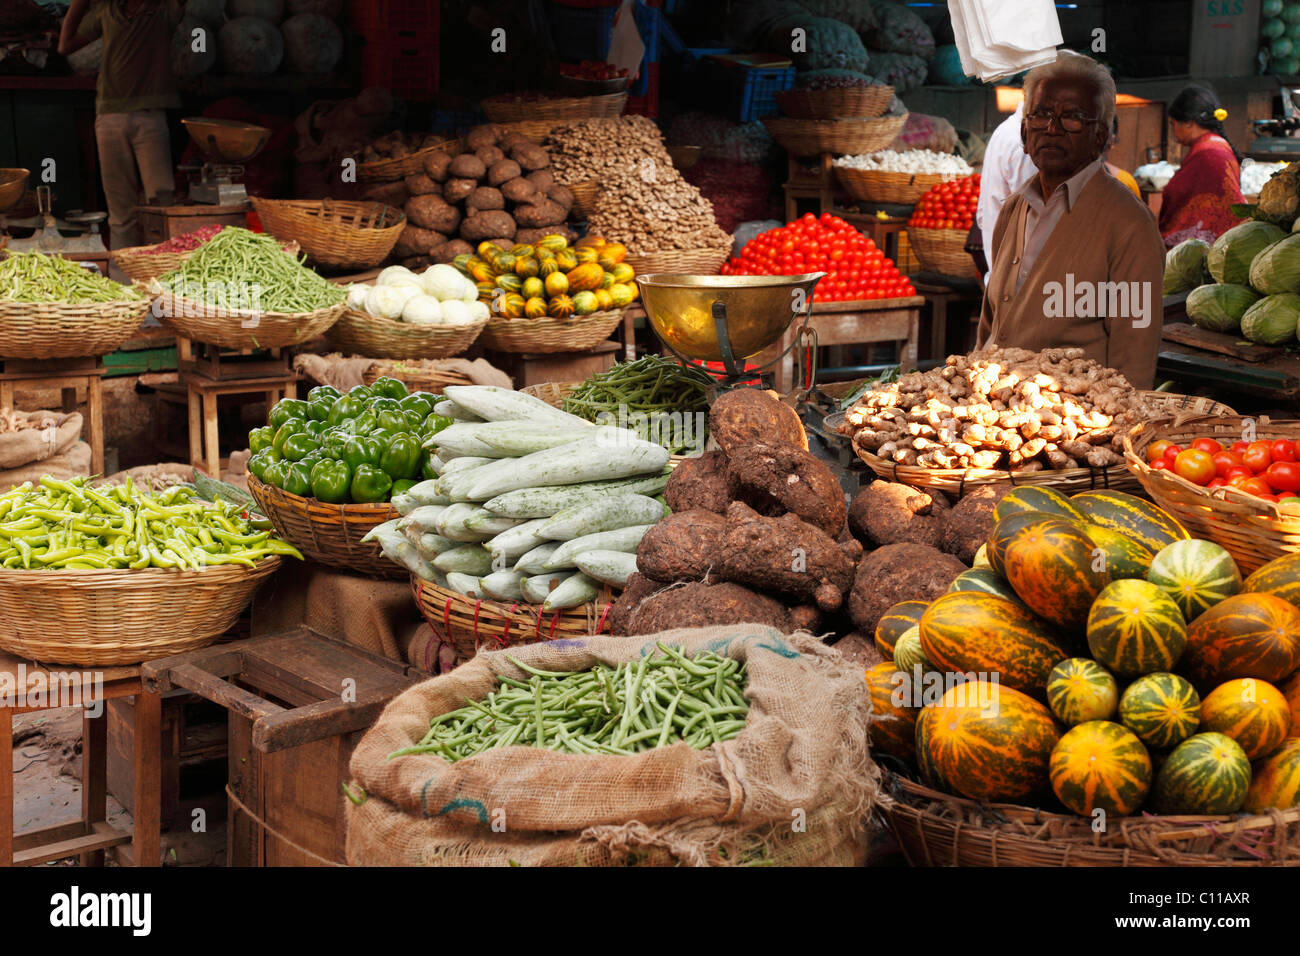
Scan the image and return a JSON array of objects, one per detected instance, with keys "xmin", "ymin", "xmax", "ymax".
[{"xmin": 949, "ymin": 0, "xmax": 1062, "ymax": 83}]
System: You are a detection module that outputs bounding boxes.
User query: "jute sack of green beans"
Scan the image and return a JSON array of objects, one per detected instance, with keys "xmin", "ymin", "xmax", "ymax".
[{"xmin": 345, "ymin": 626, "xmax": 878, "ymax": 867}]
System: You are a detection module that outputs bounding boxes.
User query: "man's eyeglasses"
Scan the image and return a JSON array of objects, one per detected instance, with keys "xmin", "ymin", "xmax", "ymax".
[{"xmin": 1024, "ymin": 108, "xmax": 1097, "ymax": 133}]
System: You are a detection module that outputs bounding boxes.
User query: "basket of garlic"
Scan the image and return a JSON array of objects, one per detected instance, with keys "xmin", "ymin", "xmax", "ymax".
[{"xmin": 327, "ymin": 264, "xmax": 490, "ymax": 359}]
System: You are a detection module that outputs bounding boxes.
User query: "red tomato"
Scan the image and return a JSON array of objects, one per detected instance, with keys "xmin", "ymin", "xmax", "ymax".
[
  {"xmin": 1147, "ymin": 439, "xmax": 1176, "ymax": 464},
  {"xmin": 1243, "ymin": 441, "xmax": 1273, "ymax": 473},
  {"xmin": 1255, "ymin": 492, "xmax": 1280, "ymax": 503},
  {"xmin": 1271, "ymin": 439, "xmax": 1297, "ymax": 463},
  {"xmin": 1207, "ymin": 477, "xmax": 1229, "ymax": 489},
  {"xmin": 1240, "ymin": 477, "xmax": 1274, "ymax": 497},
  {"xmin": 1162, "ymin": 444, "xmax": 1182, "ymax": 466},
  {"xmin": 1191, "ymin": 438, "xmax": 1223, "ymax": 455},
  {"xmin": 1212, "ymin": 450, "xmax": 1245, "ymax": 478},
  {"xmin": 1225, "ymin": 465, "xmax": 1254, "ymax": 483},
  {"xmin": 1173, "ymin": 449, "xmax": 1216, "ymax": 486},
  {"xmin": 1265, "ymin": 461, "xmax": 1300, "ymax": 492},
  {"xmin": 1151, "ymin": 459, "xmax": 1172, "ymax": 471},
  {"xmin": 1229, "ymin": 440, "xmax": 1250, "ymax": 454}
]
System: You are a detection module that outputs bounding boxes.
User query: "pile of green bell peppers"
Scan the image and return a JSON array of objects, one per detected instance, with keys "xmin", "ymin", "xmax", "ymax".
[{"xmin": 246, "ymin": 377, "xmax": 451, "ymax": 504}]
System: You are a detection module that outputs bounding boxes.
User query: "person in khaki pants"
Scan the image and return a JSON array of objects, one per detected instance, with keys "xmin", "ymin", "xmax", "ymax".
[{"xmin": 58, "ymin": 0, "xmax": 183, "ymax": 249}]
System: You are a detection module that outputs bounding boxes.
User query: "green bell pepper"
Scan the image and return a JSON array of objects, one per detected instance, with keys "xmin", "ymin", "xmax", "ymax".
[
  {"xmin": 351, "ymin": 406, "xmax": 380, "ymax": 435},
  {"xmin": 272, "ymin": 420, "xmax": 307, "ymax": 455},
  {"xmin": 297, "ymin": 450, "xmax": 324, "ymax": 471},
  {"xmin": 420, "ymin": 449, "xmax": 439, "ymax": 481},
  {"xmin": 307, "ymin": 389, "xmax": 338, "ymax": 422},
  {"xmin": 281, "ymin": 432, "xmax": 320, "ymax": 462},
  {"xmin": 369, "ymin": 377, "xmax": 409, "ymax": 400},
  {"xmin": 379, "ymin": 432, "xmax": 422, "ymax": 481},
  {"xmin": 327, "ymin": 393, "xmax": 368, "ymax": 426},
  {"xmin": 303, "ymin": 419, "xmax": 329, "ymax": 437},
  {"xmin": 248, "ymin": 425, "xmax": 275, "ymax": 455},
  {"xmin": 282, "ymin": 461, "xmax": 314, "ymax": 498},
  {"xmin": 310, "ymin": 459, "xmax": 352, "ymax": 504},
  {"xmin": 376, "ymin": 408, "xmax": 409, "ymax": 433},
  {"xmin": 391, "ymin": 478, "xmax": 418, "ymax": 498},
  {"xmin": 348, "ymin": 384, "xmax": 375, "ymax": 401},
  {"xmin": 263, "ymin": 458, "xmax": 291, "ymax": 489},
  {"xmin": 369, "ymin": 397, "xmax": 401, "ymax": 412},
  {"xmin": 350, "ymin": 463, "xmax": 393, "ymax": 503},
  {"xmin": 399, "ymin": 392, "xmax": 438, "ymax": 418},
  {"xmin": 422, "ymin": 412, "xmax": 454, "ymax": 439},
  {"xmin": 268, "ymin": 398, "xmax": 309, "ymax": 430},
  {"xmin": 318, "ymin": 427, "xmax": 349, "ymax": 460},
  {"xmin": 401, "ymin": 409, "xmax": 427, "ymax": 433},
  {"xmin": 342, "ymin": 435, "xmax": 384, "ymax": 471},
  {"xmin": 247, "ymin": 448, "xmax": 277, "ymax": 482}
]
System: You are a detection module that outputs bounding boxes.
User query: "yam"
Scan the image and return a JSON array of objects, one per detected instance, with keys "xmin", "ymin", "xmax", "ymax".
[
  {"xmin": 500, "ymin": 177, "xmax": 537, "ymax": 203},
  {"xmin": 636, "ymin": 509, "xmax": 725, "ymax": 582},
  {"xmin": 404, "ymin": 194, "xmax": 460, "ymax": 233},
  {"xmin": 441, "ymin": 178, "xmax": 477, "ymax": 203},
  {"xmin": 663, "ymin": 450, "xmax": 729, "ymax": 515},
  {"xmin": 497, "ymin": 132, "xmax": 534, "ymax": 152},
  {"xmin": 510, "ymin": 143, "xmax": 550, "ymax": 171},
  {"xmin": 514, "ymin": 225, "xmax": 577, "ymax": 245},
  {"xmin": 624, "ymin": 581, "xmax": 793, "ymax": 635},
  {"xmin": 545, "ymin": 184, "xmax": 574, "ymax": 215},
  {"xmin": 403, "ymin": 172, "xmax": 438, "ymax": 196},
  {"xmin": 488, "ymin": 159, "xmax": 522, "ymax": 187},
  {"xmin": 524, "ymin": 169, "xmax": 555, "ymax": 191},
  {"xmin": 442, "ymin": 238, "xmax": 474, "ymax": 260},
  {"xmin": 938, "ymin": 484, "xmax": 1012, "ymax": 563},
  {"xmin": 423, "ymin": 150, "xmax": 452, "ymax": 182},
  {"xmin": 716, "ymin": 504, "xmax": 855, "ymax": 612},
  {"xmin": 513, "ymin": 198, "xmax": 566, "ymax": 228},
  {"xmin": 847, "ymin": 543, "xmax": 965, "ymax": 635},
  {"xmin": 848, "ymin": 480, "xmax": 949, "ymax": 549},
  {"xmin": 460, "ymin": 211, "xmax": 517, "ymax": 242},
  {"xmin": 448, "ymin": 154, "xmax": 487, "ymax": 180},
  {"xmin": 726, "ymin": 442, "xmax": 846, "ymax": 538},
  {"xmin": 393, "ymin": 225, "xmax": 447, "ymax": 259},
  {"xmin": 466, "ymin": 186, "xmax": 505, "ymax": 211},
  {"xmin": 606, "ymin": 571, "xmax": 665, "ymax": 636},
  {"xmin": 464, "ymin": 125, "xmax": 501, "ymax": 150},
  {"xmin": 709, "ymin": 388, "xmax": 807, "ymax": 455},
  {"xmin": 474, "ymin": 145, "xmax": 505, "ymax": 167}
]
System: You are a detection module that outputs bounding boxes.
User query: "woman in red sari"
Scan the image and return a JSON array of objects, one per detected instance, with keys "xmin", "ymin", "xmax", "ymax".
[{"xmin": 1159, "ymin": 86, "xmax": 1245, "ymax": 248}]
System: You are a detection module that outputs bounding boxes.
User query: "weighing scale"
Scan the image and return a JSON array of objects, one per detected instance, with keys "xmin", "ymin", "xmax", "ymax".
[
  {"xmin": 1249, "ymin": 85, "xmax": 1300, "ymax": 161},
  {"xmin": 2, "ymin": 174, "xmax": 111, "ymax": 261},
  {"xmin": 179, "ymin": 117, "xmax": 272, "ymax": 205}
]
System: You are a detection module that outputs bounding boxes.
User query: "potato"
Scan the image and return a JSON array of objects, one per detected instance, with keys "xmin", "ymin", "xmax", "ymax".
[
  {"xmin": 464, "ymin": 124, "xmax": 501, "ymax": 150},
  {"xmin": 460, "ymin": 210, "xmax": 517, "ymax": 242},
  {"xmin": 403, "ymin": 172, "xmax": 439, "ymax": 196},
  {"xmin": 487, "ymin": 159, "xmax": 522, "ymax": 187},
  {"xmin": 442, "ymin": 238, "xmax": 474, "ymax": 260},
  {"xmin": 512, "ymin": 198, "xmax": 566, "ymax": 228},
  {"xmin": 448, "ymin": 154, "xmax": 487, "ymax": 180},
  {"xmin": 497, "ymin": 131, "xmax": 534, "ymax": 152},
  {"xmin": 545, "ymin": 183, "xmax": 574, "ymax": 215},
  {"xmin": 405, "ymin": 194, "xmax": 461, "ymax": 233},
  {"xmin": 515, "ymin": 225, "xmax": 576, "ymax": 245},
  {"xmin": 361, "ymin": 181, "xmax": 409, "ymax": 206},
  {"xmin": 466, "ymin": 186, "xmax": 505, "ymax": 211},
  {"xmin": 423, "ymin": 150, "xmax": 452, "ymax": 182},
  {"xmin": 474, "ymin": 145, "xmax": 505, "ymax": 167},
  {"xmin": 510, "ymin": 143, "xmax": 550, "ymax": 171},
  {"xmin": 500, "ymin": 176, "xmax": 537, "ymax": 204},
  {"xmin": 524, "ymin": 169, "xmax": 554, "ymax": 191},
  {"xmin": 393, "ymin": 224, "xmax": 448, "ymax": 258},
  {"xmin": 441, "ymin": 178, "xmax": 477, "ymax": 203},
  {"xmin": 390, "ymin": 142, "xmax": 412, "ymax": 159}
]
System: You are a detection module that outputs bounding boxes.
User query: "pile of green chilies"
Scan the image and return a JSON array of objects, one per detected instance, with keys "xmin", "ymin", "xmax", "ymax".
[
  {"xmin": 0, "ymin": 251, "xmax": 143, "ymax": 304},
  {"xmin": 0, "ymin": 475, "xmax": 302, "ymax": 570},
  {"xmin": 158, "ymin": 226, "xmax": 345, "ymax": 314},
  {"xmin": 391, "ymin": 645, "xmax": 749, "ymax": 761},
  {"xmin": 561, "ymin": 355, "xmax": 711, "ymax": 453}
]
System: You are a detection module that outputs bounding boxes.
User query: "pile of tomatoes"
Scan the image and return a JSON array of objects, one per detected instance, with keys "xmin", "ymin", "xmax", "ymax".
[
  {"xmin": 1146, "ymin": 435, "xmax": 1300, "ymax": 503},
  {"xmin": 908, "ymin": 175, "xmax": 980, "ymax": 231},
  {"xmin": 720, "ymin": 213, "xmax": 917, "ymax": 302}
]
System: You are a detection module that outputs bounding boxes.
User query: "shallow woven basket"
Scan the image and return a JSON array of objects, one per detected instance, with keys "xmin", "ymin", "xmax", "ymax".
[
  {"xmin": 478, "ymin": 309, "xmax": 622, "ymax": 354},
  {"xmin": 499, "ymin": 119, "xmax": 560, "ymax": 141},
  {"xmin": 851, "ymin": 392, "xmax": 1235, "ymax": 499},
  {"xmin": 763, "ymin": 113, "xmax": 908, "ymax": 157},
  {"xmin": 0, "ymin": 558, "xmax": 281, "ymax": 667},
  {"xmin": 0, "ymin": 299, "xmax": 150, "ymax": 359},
  {"xmin": 624, "ymin": 248, "xmax": 729, "ymax": 276},
  {"xmin": 155, "ymin": 296, "xmax": 345, "ymax": 351},
  {"xmin": 362, "ymin": 361, "xmax": 475, "ymax": 392},
  {"xmin": 906, "ymin": 226, "xmax": 979, "ymax": 279},
  {"xmin": 835, "ymin": 167, "xmax": 954, "ymax": 204},
  {"xmin": 251, "ymin": 198, "xmax": 403, "ymax": 270},
  {"xmin": 111, "ymin": 245, "xmax": 194, "ymax": 282},
  {"xmin": 482, "ymin": 92, "xmax": 627, "ymax": 123},
  {"xmin": 569, "ymin": 180, "xmax": 599, "ymax": 219},
  {"xmin": 247, "ymin": 476, "xmax": 402, "ymax": 579},
  {"xmin": 1124, "ymin": 415, "xmax": 1300, "ymax": 574},
  {"xmin": 412, "ymin": 576, "xmax": 617, "ymax": 663},
  {"xmin": 881, "ymin": 772, "xmax": 1300, "ymax": 867},
  {"xmin": 326, "ymin": 309, "xmax": 486, "ymax": 359},
  {"xmin": 357, "ymin": 139, "xmax": 462, "ymax": 183},
  {"xmin": 776, "ymin": 85, "xmax": 894, "ymax": 119}
]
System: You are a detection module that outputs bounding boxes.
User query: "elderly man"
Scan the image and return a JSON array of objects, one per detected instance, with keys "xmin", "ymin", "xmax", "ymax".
[{"xmin": 976, "ymin": 51, "xmax": 1165, "ymax": 388}]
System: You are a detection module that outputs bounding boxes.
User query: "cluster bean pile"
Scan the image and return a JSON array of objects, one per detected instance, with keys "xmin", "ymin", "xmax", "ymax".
[
  {"xmin": 391, "ymin": 645, "xmax": 750, "ymax": 761},
  {"xmin": 0, "ymin": 251, "xmax": 143, "ymax": 304},
  {"xmin": 561, "ymin": 356, "xmax": 712, "ymax": 454}
]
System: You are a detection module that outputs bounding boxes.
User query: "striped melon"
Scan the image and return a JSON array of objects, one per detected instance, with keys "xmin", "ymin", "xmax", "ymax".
[
  {"xmin": 972, "ymin": 544, "xmax": 990, "ymax": 568},
  {"xmin": 1150, "ymin": 732, "xmax": 1252, "ymax": 814},
  {"xmin": 1050, "ymin": 720, "xmax": 1153, "ymax": 816},
  {"xmin": 1147, "ymin": 539, "xmax": 1242, "ymax": 621},
  {"xmin": 1244, "ymin": 738, "xmax": 1300, "ymax": 810},
  {"xmin": 1086, "ymin": 579, "xmax": 1188, "ymax": 677},
  {"xmin": 892, "ymin": 626, "xmax": 931, "ymax": 674},
  {"xmin": 1070, "ymin": 490, "xmax": 1190, "ymax": 554},
  {"xmin": 919, "ymin": 591, "xmax": 1073, "ymax": 696},
  {"xmin": 948, "ymin": 567, "xmax": 1023, "ymax": 605},
  {"xmin": 1046, "ymin": 657, "xmax": 1119, "ymax": 724},
  {"xmin": 865, "ymin": 662, "xmax": 919, "ymax": 761},
  {"xmin": 1283, "ymin": 672, "xmax": 1300, "ymax": 738},
  {"xmin": 987, "ymin": 510, "xmax": 1058, "ymax": 578},
  {"xmin": 1200, "ymin": 678, "xmax": 1291, "ymax": 759},
  {"xmin": 1182, "ymin": 592, "xmax": 1300, "ymax": 686},
  {"xmin": 993, "ymin": 486, "xmax": 1086, "ymax": 525},
  {"xmin": 1243, "ymin": 551, "xmax": 1300, "ymax": 609},
  {"xmin": 1082, "ymin": 524, "xmax": 1155, "ymax": 580},
  {"xmin": 1004, "ymin": 517, "xmax": 1110, "ymax": 632},
  {"xmin": 874, "ymin": 600, "xmax": 928, "ymax": 658},
  {"xmin": 915, "ymin": 680, "xmax": 1061, "ymax": 802},
  {"xmin": 1119, "ymin": 672, "xmax": 1202, "ymax": 749}
]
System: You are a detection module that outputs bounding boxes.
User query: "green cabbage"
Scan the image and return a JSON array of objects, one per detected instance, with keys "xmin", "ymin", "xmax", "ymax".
[
  {"xmin": 1208, "ymin": 221, "xmax": 1286, "ymax": 285},
  {"xmin": 1240, "ymin": 292, "xmax": 1300, "ymax": 344},
  {"xmin": 1249, "ymin": 232, "xmax": 1300, "ymax": 294},
  {"xmin": 1185, "ymin": 283, "xmax": 1260, "ymax": 333},
  {"xmin": 1163, "ymin": 239, "xmax": 1211, "ymax": 295}
]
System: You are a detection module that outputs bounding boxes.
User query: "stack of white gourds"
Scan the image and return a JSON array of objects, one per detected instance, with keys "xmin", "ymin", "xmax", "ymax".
[
  {"xmin": 364, "ymin": 386, "xmax": 671, "ymax": 611},
  {"xmin": 833, "ymin": 149, "xmax": 972, "ymax": 175},
  {"xmin": 345, "ymin": 264, "xmax": 489, "ymax": 327}
]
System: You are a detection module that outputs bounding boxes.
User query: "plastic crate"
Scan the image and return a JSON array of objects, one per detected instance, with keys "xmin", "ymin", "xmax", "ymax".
[
  {"xmin": 548, "ymin": 0, "xmax": 659, "ymax": 66},
  {"xmin": 706, "ymin": 57, "xmax": 795, "ymax": 122},
  {"xmin": 362, "ymin": 29, "xmax": 439, "ymax": 101},
  {"xmin": 350, "ymin": 0, "xmax": 438, "ymax": 31}
]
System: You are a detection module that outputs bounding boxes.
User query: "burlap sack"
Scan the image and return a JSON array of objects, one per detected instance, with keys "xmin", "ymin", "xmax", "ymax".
[
  {"xmin": 294, "ymin": 353, "xmax": 513, "ymax": 392},
  {"xmin": 0, "ymin": 410, "xmax": 82, "ymax": 470},
  {"xmin": 0, "ymin": 440, "xmax": 91, "ymax": 490},
  {"xmin": 346, "ymin": 626, "xmax": 878, "ymax": 866}
]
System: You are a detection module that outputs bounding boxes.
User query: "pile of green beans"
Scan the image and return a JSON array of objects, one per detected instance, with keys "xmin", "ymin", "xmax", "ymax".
[
  {"xmin": 0, "ymin": 251, "xmax": 143, "ymax": 304},
  {"xmin": 392, "ymin": 644, "xmax": 749, "ymax": 761},
  {"xmin": 562, "ymin": 355, "xmax": 712, "ymax": 451},
  {"xmin": 159, "ymin": 227, "xmax": 345, "ymax": 314},
  {"xmin": 0, "ymin": 475, "xmax": 302, "ymax": 570}
]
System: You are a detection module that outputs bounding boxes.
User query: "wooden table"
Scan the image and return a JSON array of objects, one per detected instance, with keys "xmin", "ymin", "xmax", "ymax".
[
  {"xmin": 0, "ymin": 651, "xmax": 161, "ymax": 866},
  {"xmin": 136, "ymin": 202, "xmax": 249, "ymax": 246},
  {"xmin": 1158, "ymin": 322, "xmax": 1300, "ymax": 401},
  {"xmin": 183, "ymin": 369, "xmax": 298, "ymax": 479},
  {"xmin": 0, "ymin": 356, "xmax": 105, "ymax": 475}
]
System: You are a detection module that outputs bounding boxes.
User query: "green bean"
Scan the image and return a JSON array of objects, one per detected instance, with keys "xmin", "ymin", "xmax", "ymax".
[{"xmin": 0, "ymin": 251, "xmax": 143, "ymax": 304}]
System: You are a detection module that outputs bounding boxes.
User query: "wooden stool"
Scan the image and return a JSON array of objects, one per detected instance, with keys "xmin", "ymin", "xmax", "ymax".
[
  {"xmin": 0, "ymin": 357, "xmax": 105, "ymax": 475},
  {"xmin": 183, "ymin": 370, "xmax": 298, "ymax": 479},
  {"xmin": 0, "ymin": 651, "xmax": 162, "ymax": 866}
]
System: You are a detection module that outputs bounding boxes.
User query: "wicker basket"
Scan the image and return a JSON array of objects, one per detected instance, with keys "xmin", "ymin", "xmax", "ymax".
[
  {"xmin": 762, "ymin": 113, "xmax": 908, "ymax": 157},
  {"xmin": 481, "ymin": 92, "xmax": 627, "ymax": 123},
  {"xmin": 0, "ymin": 558, "xmax": 281, "ymax": 667},
  {"xmin": 623, "ymin": 248, "xmax": 729, "ymax": 276},
  {"xmin": 111, "ymin": 245, "xmax": 194, "ymax": 282},
  {"xmin": 0, "ymin": 299, "xmax": 150, "ymax": 360},
  {"xmin": 1124, "ymin": 415, "xmax": 1300, "ymax": 574},
  {"xmin": 775, "ymin": 85, "xmax": 894, "ymax": 119},
  {"xmin": 835, "ymin": 167, "xmax": 954, "ymax": 205},
  {"xmin": 326, "ymin": 309, "xmax": 486, "ymax": 359},
  {"xmin": 906, "ymin": 226, "xmax": 979, "ymax": 279},
  {"xmin": 357, "ymin": 139, "xmax": 462, "ymax": 183},
  {"xmin": 154, "ymin": 295, "xmax": 345, "ymax": 351},
  {"xmin": 251, "ymin": 198, "xmax": 403, "ymax": 270},
  {"xmin": 500, "ymin": 119, "xmax": 561, "ymax": 141},
  {"xmin": 362, "ymin": 361, "xmax": 476, "ymax": 393},
  {"xmin": 412, "ymin": 576, "xmax": 617, "ymax": 663},
  {"xmin": 478, "ymin": 309, "xmax": 623, "ymax": 354},
  {"xmin": 569, "ymin": 180, "xmax": 599, "ymax": 219},
  {"xmin": 852, "ymin": 392, "xmax": 1236, "ymax": 499},
  {"xmin": 247, "ymin": 476, "xmax": 402, "ymax": 579},
  {"xmin": 882, "ymin": 772, "xmax": 1300, "ymax": 866}
]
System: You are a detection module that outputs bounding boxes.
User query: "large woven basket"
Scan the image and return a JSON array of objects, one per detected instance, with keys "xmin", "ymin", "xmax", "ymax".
[
  {"xmin": 0, "ymin": 299, "xmax": 150, "ymax": 359},
  {"xmin": 326, "ymin": 309, "xmax": 486, "ymax": 359},
  {"xmin": 412, "ymin": 576, "xmax": 617, "ymax": 664},
  {"xmin": 247, "ymin": 475, "xmax": 402, "ymax": 579},
  {"xmin": 835, "ymin": 167, "xmax": 954, "ymax": 204},
  {"xmin": 362, "ymin": 361, "xmax": 475, "ymax": 393},
  {"xmin": 357, "ymin": 139, "xmax": 462, "ymax": 183},
  {"xmin": 881, "ymin": 772, "xmax": 1300, "ymax": 866},
  {"xmin": 482, "ymin": 92, "xmax": 627, "ymax": 123},
  {"xmin": 763, "ymin": 113, "xmax": 907, "ymax": 157},
  {"xmin": 0, "ymin": 558, "xmax": 281, "ymax": 667},
  {"xmin": 852, "ymin": 392, "xmax": 1236, "ymax": 499},
  {"xmin": 155, "ymin": 296, "xmax": 345, "ymax": 351},
  {"xmin": 776, "ymin": 85, "xmax": 894, "ymax": 119},
  {"xmin": 906, "ymin": 226, "xmax": 979, "ymax": 279},
  {"xmin": 1124, "ymin": 415, "xmax": 1300, "ymax": 574},
  {"xmin": 624, "ymin": 248, "xmax": 729, "ymax": 276},
  {"xmin": 111, "ymin": 245, "xmax": 193, "ymax": 282},
  {"xmin": 251, "ymin": 198, "xmax": 403, "ymax": 270},
  {"xmin": 499, "ymin": 119, "xmax": 561, "ymax": 141},
  {"xmin": 569, "ymin": 180, "xmax": 599, "ymax": 219},
  {"xmin": 478, "ymin": 309, "xmax": 622, "ymax": 354}
]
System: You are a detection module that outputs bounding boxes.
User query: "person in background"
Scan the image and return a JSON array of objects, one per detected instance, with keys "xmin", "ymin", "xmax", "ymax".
[
  {"xmin": 58, "ymin": 0, "xmax": 183, "ymax": 249},
  {"xmin": 1158, "ymin": 85, "xmax": 1245, "ymax": 247},
  {"xmin": 1104, "ymin": 117, "xmax": 1142, "ymax": 198},
  {"xmin": 975, "ymin": 100, "xmax": 1038, "ymax": 281},
  {"xmin": 977, "ymin": 51, "xmax": 1165, "ymax": 388}
]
